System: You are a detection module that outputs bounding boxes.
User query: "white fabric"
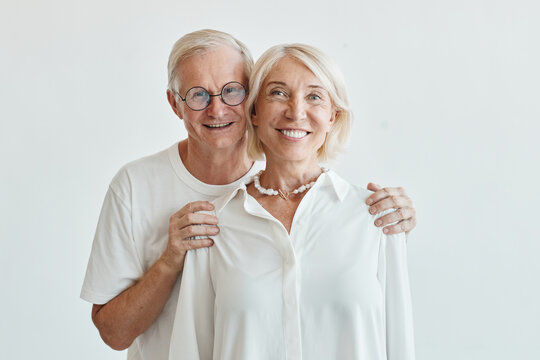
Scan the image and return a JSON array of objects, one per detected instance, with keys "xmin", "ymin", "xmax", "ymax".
[
  {"xmin": 170, "ymin": 170, "xmax": 415, "ymax": 360},
  {"xmin": 80, "ymin": 142, "xmax": 263, "ymax": 360}
]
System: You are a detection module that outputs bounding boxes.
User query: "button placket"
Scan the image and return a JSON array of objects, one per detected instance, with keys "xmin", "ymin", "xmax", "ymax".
[{"xmin": 272, "ymin": 224, "xmax": 302, "ymax": 360}]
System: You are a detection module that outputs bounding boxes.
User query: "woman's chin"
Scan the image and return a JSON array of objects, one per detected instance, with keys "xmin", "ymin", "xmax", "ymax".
[{"xmin": 266, "ymin": 153, "xmax": 319, "ymax": 165}]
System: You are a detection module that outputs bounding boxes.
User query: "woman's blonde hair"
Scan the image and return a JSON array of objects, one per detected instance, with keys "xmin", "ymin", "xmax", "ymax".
[
  {"xmin": 167, "ymin": 29, "xmax": 254, "ymax": 93},
  {"xmin": 245, "ymin": 43, "xmax": 352, "ymax": 162}
]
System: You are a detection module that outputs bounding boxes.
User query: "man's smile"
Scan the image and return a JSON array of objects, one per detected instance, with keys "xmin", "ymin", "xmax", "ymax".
[{"xmin": 204, "ymin": 122, "xmax": 233, "ymax": 129}]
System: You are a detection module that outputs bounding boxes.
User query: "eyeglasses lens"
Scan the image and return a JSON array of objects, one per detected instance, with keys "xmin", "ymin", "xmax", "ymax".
[
  {"xmin": 186, "ymin": 87, "xmax": 210, "ymax": 111},
  {"xmin": 222, "ymin": 83, "xmax": 246, "ymax": 106}
]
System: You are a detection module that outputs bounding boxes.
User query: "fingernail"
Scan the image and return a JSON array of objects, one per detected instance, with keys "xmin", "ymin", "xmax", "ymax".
[
  {"xmin": 369, "ymin": 207, "xmax": 376, "ymax": 214},
  {"xmin": 383, "ymin": 228, "xmax": 389, "ymax": 234},
  {"xmin": 366, "ymin": 198, "xmax": 373, "ymax": 205},
  {"xmin": 206, "ymin": 240, "xmax": 214, "ymax": 246},
  {"xmin": 375, "ymin": 220, "xmax": 382, "ymax": 226}
]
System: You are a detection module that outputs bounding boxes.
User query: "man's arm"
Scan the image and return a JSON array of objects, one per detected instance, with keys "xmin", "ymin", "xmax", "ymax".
[
  {"xmin": 91, "ymin": 201, "xmax": 218, "ymax": 350},
  {"xmin": 365, "ymin": 183, "xmax": 417, "ymax": 236}
]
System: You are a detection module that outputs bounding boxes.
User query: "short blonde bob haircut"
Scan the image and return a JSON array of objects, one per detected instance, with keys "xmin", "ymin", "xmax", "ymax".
[
  {"xmin": 245, "ymin": 43, "xmax": 352, "ymax": 162},
  {"xmin": 167, "ymin": 29, "xmax": 254, "ymax": 93}
]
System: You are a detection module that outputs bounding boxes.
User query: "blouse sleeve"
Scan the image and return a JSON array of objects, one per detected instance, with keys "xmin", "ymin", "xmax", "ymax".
[
  {"xmin": 379, "ymin": 231, "xmax": 416, "ymax": 360},
  {"xmin": 169, "ymin": 247, "xmax": 215, "ymax": 360}
]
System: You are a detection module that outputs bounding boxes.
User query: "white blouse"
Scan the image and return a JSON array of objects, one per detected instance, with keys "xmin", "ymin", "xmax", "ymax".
[{"xmin": 169, "ymin": 170, "xmax": 415, "ymax": 360}]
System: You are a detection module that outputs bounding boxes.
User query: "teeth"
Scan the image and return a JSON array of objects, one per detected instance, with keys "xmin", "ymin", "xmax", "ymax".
[
  {"xmin": 280, "ymin": 129, "xmax": 308, "ymax": 138},
  {"xmin": 206, "ymin": 123, "xmax": 231, "ymax": 128}
]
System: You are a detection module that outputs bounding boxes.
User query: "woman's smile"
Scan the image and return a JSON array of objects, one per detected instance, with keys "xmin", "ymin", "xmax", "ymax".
[{"xmin": 277, "ymin": 128, "xmax": 310, "ymax": 140}]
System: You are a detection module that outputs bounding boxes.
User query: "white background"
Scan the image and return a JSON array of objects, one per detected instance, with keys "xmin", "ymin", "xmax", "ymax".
[{"xmin": 1, "ymin": 0, "xmax": 539, "ymax": 359}]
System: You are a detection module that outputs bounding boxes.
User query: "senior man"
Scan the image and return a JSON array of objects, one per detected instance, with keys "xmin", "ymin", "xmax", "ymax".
[{"xmin": 81, "ymin": 29, "xmax": 417, "ymax": 360}]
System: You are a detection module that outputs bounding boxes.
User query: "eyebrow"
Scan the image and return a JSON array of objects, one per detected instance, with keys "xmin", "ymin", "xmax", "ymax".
[{"xmin": 265, "ymin": 81, "xmax": 325, "ymax": 89}]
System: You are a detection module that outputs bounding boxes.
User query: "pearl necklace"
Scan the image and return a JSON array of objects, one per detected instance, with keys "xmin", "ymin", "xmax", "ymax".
[{"xmin": 253, "ymin": 168, "xmax": 328, "ymax": 200}]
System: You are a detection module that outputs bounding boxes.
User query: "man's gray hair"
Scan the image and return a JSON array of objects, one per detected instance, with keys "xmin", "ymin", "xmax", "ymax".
[{"xmin": 167, "ymin": 29, "xmax": 254, "ymax": 93}]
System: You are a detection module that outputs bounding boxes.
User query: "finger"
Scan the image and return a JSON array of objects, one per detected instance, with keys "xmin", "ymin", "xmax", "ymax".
[
  {"xmin": 382, "ymin": 218, "xmax": 415, "ymax": 235},
  {"xmin": 368, "ymin": 194, "xmax": 412, "ymax": 215},
  {"xmin": 366, "ymin": 186, "xmax": 407, "ymax": 205},
  {"xmin": 176, "ymin": 224, "xmax": 220, "ymax": 240},
  {"xmin": 366, "ymin": 182, "xmax": 382, "ymax": 192},
  {"xmin": 374, "ymin": 207, "xmax": 414, "ymax": 227},
  {"xmin": 172, "ymin": 212, "xmax": 218, "ymax": 230},
  {"xmin": 182, "ymin": 238, "xmax": 214, "ymax": 251},
  {"xmin": 171, "ymin": 201, "xmax": 215, "ymax": 219}
]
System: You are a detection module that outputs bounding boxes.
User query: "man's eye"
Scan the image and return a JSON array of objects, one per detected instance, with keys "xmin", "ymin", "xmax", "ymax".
[{"xmin": 194, "ymin": 91, "xmax": 207, "ymax": 98}]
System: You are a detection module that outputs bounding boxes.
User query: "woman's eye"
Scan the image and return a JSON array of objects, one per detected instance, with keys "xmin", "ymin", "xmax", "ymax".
[
  {"xmin": 308, "ymin": 94, "xmax": 322, "ymax": 101},
  {"xmin": 270, "ymin": 90, "xmax": 285, "ymax": 96}
]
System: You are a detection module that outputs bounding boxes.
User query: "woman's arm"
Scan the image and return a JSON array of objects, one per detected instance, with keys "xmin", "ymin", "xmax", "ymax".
[
  {"xmin": 379, "ymin": 231, "xmax": 416, "ymax": 359},
  {"xmin": 169, "ymin": 248, "xmax": 215, "ymax": 360}
]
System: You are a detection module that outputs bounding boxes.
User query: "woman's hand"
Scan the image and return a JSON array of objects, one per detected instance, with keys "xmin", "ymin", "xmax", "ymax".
[{"xmin": 365, "ymin": 183, "xmax": 416, "ymax": 236}]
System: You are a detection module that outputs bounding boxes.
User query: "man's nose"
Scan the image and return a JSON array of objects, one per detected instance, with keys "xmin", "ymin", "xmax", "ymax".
[{"xmin": 205, "ymin": 95, "xmax": 227, "ymax": 118}]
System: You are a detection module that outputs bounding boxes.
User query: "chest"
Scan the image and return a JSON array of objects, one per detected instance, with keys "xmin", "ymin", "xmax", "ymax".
[
  {"xmin": 132, "ymin": 189, "xmax": 216, "ymax": 270},
  {"xmin": 248, "ymin": 187, "xmax": 307, "ymax": 234},
  {"xmin": 211, "ymin": 201, "xmax": 382, "ymax": 312}
]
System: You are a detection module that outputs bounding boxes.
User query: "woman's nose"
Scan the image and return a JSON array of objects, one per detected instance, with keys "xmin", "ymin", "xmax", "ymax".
[{"xmin": 285, "ymin": 99, "xmax": 307, "ymax": 121}]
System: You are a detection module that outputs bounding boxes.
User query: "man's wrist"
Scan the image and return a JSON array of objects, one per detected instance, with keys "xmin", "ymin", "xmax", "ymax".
[{"xmin": 156, "ymin": 255, "xmax": 183, "ymax": 277}]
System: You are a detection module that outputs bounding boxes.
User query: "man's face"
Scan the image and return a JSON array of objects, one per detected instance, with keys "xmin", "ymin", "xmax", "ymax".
[{"xmin": 173, "ymin": 46, "xmax": 248, "ymax": 152}]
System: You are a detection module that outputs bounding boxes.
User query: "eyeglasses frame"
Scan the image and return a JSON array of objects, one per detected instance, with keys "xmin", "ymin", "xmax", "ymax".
[{"xmin": 174, "ymin": 81, "xmax": 248, "ymax": 111}]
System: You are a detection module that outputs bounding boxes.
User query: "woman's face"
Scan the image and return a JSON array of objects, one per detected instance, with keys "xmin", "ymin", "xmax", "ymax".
[{"xmin": 252, "ymin": 56, "xmax": 335, "ymax": 164}]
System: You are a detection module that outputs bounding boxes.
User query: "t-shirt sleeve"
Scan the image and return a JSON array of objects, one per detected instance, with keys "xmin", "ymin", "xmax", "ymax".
[
  {"xmin": 169, "ymin": 248, "xmax": 215, "ymax": 360},
  {"xmin": 80, "ymin": 182, "xmax": 143, "ymax": 305},
  {"xmin": 378, "ymin": 231, "xmax": 416, "ymax": 360}
]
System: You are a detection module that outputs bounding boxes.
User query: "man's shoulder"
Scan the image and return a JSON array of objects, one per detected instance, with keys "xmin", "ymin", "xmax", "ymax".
[
  {"xmin": 109, "ymin": 144, "xmax": 176, "ymax": 191},
  {"xmin": 121, "ymin": 145, "xmax": 172, "ymax": 173}
]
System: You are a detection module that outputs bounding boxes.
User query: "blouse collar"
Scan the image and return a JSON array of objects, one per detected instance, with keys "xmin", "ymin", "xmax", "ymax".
[{"xmin": 213, "ymin": 169, "xmax": 350, "ymax": 214}]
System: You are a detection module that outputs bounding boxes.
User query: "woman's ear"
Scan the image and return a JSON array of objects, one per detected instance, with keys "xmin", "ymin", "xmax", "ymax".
[
  {"xmin": 251, "ymin": 106, "xmax": 258, "ymax": 126},
  {"xmin": 328, "ymin": 109, "xmax": 338, "ymax": 128}
]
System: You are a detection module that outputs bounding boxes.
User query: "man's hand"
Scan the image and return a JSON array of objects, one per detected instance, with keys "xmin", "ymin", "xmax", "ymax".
[
  {"xmin": 161, "ymin": 201, "xmax": 218, "ymax": 271},
  {"xmin": 365, "ymin": 183, "xmax": 416, "ymax": 236}
]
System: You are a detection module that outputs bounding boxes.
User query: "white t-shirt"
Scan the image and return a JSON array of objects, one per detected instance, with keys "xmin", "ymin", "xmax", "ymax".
[
  {"xmin": 169, "ymin": 170, "xmax": 415, "ymax": 360},
  {"xmin": 80, "ymin": 143, "xmax": 263, "ymax": 360}
]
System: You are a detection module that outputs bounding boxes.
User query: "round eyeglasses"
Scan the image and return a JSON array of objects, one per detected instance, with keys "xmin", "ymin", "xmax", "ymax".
[{"xmin": 175, "ymin": 81, "xmax": 247, "ymax": 111}]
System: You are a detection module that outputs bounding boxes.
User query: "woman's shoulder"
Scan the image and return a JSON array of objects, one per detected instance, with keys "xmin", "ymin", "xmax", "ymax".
[{"xmin": 325, "ymin": 170, "xmax": 373, "ymax": 204}]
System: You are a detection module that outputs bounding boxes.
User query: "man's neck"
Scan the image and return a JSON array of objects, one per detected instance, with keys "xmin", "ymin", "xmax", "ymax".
[{"xmin": 178, "ymin": 138, "xmax": 253, "ymax": 185}]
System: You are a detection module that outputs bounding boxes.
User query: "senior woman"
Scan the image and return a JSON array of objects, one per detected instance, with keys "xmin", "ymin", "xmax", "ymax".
[{"xmin": 169, "ymin": 44, "xmax": 415, "ymax": 360}]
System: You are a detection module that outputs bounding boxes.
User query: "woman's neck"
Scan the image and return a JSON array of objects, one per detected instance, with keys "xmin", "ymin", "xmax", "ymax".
[{"xmin": 259, "ymin": 156, "xmax": 323, "ymax": 192}]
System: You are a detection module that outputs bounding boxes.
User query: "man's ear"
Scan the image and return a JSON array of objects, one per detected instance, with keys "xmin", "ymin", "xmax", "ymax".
[{"xmin": 167, "ymin": 89, "xmax": 184, "ymax": 120}]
